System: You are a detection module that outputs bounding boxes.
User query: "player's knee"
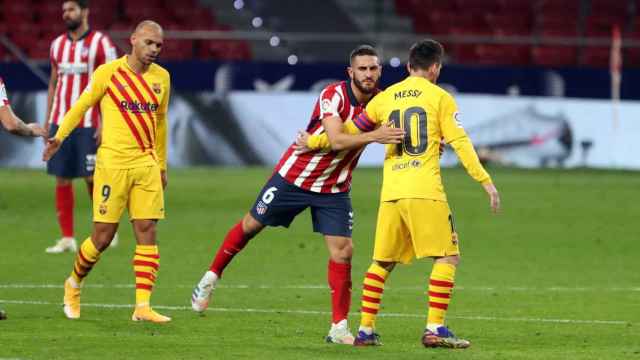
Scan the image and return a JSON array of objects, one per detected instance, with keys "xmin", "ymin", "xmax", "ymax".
[
  {"xmin": 329, "ymin": 238, "xmax": 353, "ymax": 263},
  {"xmin": 375, "ymin": 260, "xmax": 396, "ymax": 272},
  {"xmin": 56, "ymin": 177, "xmax": 72, "ymax": 186},
  {"xmin": 93, "ymin": 223, "xmax": 118, "ymax": 251},
  {"xmin": 336, "ymin": 243, "xmax": 353, "ymax": 262},
  {"xmin": 241, "ymin": 213, "xmax": 263, "ymax": 238},
  {"xmin": 133, "ymin": 220, "xmax": 156, "ymax": 235},
  {"xmin": 436, "ymin": 255, "xmax": 460, "ymax": 266}
]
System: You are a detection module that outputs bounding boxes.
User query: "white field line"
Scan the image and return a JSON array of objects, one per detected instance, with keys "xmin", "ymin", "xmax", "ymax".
[
  {"xmin": 0, "ymin": 299, "xmax": 629, "ymax": 326},
  {"xmin": 1, "ymin": 284, "xmax": 640, "ymax": 292}
]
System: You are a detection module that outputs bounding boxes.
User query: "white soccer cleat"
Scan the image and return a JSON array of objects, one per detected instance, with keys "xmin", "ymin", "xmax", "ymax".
[
  {"xmin": 326, "ymin": 319, "xmax": 355, "ymax": 344},
  {"xmin": 109, "ymin": 232, "xmax": 119, "ymax": 248},
  {"xmin": 191, "ymin": 270, "xmax": 218, "ymax": 313},
  {"xmin": 46, "ymin": 237, "xmax": 77, "ymax": 254}
]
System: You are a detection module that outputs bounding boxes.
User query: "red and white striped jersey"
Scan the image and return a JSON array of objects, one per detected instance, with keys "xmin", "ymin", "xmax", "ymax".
[
  {"xmin": 48, "ymin": 30, "xmax": 117, "ymax": 128},
  {"xmin": 275, "ymin": 80, "xmax": 380, "ymax": 193},
  {"xmin": 0, "ymin": 77, "xmax": 8, "ymax": 108}
]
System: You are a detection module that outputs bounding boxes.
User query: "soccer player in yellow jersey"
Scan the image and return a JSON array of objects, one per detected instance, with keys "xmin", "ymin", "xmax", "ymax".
[
  {"xmin": 301, "ymin": 40, "xmax": 501, "ymax": 348},
  {"xmin": 43, "ymin": 20, "xmax": 171, "ymax": 323}
]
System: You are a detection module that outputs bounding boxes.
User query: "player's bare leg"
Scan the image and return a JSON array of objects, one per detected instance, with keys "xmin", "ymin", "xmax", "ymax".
[
  {"xmin": 354, "ymin": 260, "xmax": 395, "ymax": 346},
  {"xmin": 47, "ymin": 177, "xmax": 77, "ymax": 253},
  {"xmin": 324, "ymin": 235, "xmax": 355, "ymax": 344},
  {"xmin": 422, "ymin": 255, "xmax": 470, "ymax": 349},
  {"xmin": 192, "ymin": 212, "xmax": 264, "ymax": 313},
  {"xmin": 129, "ymin": 219, "xmax": 170, "ymax": 323},
  {"xmin": 63, "ymin": 222, "xmax": 117, "ymax": 319}
]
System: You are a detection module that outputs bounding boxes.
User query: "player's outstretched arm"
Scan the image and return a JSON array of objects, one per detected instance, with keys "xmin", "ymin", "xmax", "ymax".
[
  {"xmin": 304, "ymin": 117, "xmax": 403, "ymax": 152},
  {"xmin": 54, "ymin": 66, "xmax": 109, "ymax": 143},
  {"xmin": 482, "ymin": 182, "xmax": 501, "ymax": 213},
  {"xmin": 440, "ymin": 93, "xmax": 500, "ymax": 213},
  {"xmin": 449, "ymin": 137, "xmax": 500, "ymax": 213},
  {"xmin": 0, "ymin": 106, "xmax": 47, "ymax": 137}
]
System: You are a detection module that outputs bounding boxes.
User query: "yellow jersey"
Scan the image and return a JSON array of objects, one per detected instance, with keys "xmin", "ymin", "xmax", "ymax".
[
  {"xmin": 54, "ymin": 55, "xmax": 170, "ymax": 170},
  {"xmin": 353, "ymin": 76, "xmax": 491, "ymax": 202}
]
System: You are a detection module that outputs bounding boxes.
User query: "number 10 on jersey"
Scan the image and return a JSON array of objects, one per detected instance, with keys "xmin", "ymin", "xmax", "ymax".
[{"xmin": 388, "ymin": 106, "xmax": 428, "ymax": 156}]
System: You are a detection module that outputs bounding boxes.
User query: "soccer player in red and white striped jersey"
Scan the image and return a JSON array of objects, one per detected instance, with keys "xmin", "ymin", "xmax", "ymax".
[
  {"xmin": 0, "ymin": 78, "xmax": 47, "ymax": 137},
  {"xmin": 191, "ymin": 45, "xmax": 404, "ymax": 343},
  {"xmin": 44, "ymin": 0, "xmax": 117, "ymax": 254},
  {"xmin": 0, "ymin": 77, "xmax": 47, "ymax": 321}
]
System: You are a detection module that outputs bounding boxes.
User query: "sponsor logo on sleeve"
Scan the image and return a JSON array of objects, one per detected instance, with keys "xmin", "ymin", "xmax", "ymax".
[
  {"xmin": 321, "ymin": 99, "xmax": 332, "ymax": 113},
  {"xmin": 454, "ymin": 112, "xmax": 463, "ymax": 128}
]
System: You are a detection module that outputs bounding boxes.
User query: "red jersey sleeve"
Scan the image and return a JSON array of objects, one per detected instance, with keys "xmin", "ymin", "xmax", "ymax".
[
  {"xmin": 318, "ymin": 85, "xmax": 344, "ymax": 119},
  {"xmin": 0, "ymin": 78, "xmax": 9, "ymax": 107}
]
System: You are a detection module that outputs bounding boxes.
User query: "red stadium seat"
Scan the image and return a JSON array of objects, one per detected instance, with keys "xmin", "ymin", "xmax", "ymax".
[
  {"xmin": 28, "ymin": 40, "xmax": 51, "ymax": 60},
  {"xmin": 539, "ymin": 26, "xmax": 580, "ymax": 38},
  {"xmin": 539, "ymin": 0, "xmax": 581, "ymax": 15},
  {"xmin": 160, "ymin": 40, "xmax": 195, "ymax": 60},
  {"xmin": 581, "ymin": 47, "xmax": 611, "ymax": 68},
  {"xmin": 455, "ymin": 0, "xmax": 501, "ymax": 13},
  {"xmin": 590, "ymin": 0, "xmax": 630, "ymax": 17},
  {"xmin": 585, "ymin": 15, "xmax": 626, "ymax": 37},
  {"xmin": 475, "ymin": 44, "xmax": 530, "ymax": 65},
  {"xmin": 199, "ymin": 40, "xmax": 251, "ymax": 61},
  {"xmin": 532, "ymin": 46, "xmax": 578, "ymax": 67},
  {"xmin": 450, "ymin": 43, "xmax": 477, "ymax": 63},
  {"xmin": 625, "ymin": 47, "xmax": 640, "ymax": 67},
  {"xmin": 499, "ymin": 0, "xmax": 532, "ymax": 15}
]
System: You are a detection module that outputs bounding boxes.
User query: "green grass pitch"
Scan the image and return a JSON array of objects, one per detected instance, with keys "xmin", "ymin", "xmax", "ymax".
[{"xmin": 0, "ymin": 167, "xmax": 638, "ymax": 359}]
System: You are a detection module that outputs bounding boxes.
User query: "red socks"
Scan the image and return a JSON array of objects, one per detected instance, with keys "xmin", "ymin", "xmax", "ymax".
[
  {"xmin": 209, "ymin": 221, "xmax": 249, "ymax": 277},
  {"xmin": 55, "ymin": 184, "xmax": 74, "ymax": 238},
  {"xmin": 328, "ymin": 260, "xmax": 352, "ymax": 324}
]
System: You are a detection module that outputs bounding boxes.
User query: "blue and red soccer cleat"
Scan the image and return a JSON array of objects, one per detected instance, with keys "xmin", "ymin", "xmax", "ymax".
[
  {"xmin": 353, "ymin": 330, "xmax": 382, "ymax": 346},
  {"xmin": 421, "ymin": 326, "xmax": 471, "ymax": 349}
]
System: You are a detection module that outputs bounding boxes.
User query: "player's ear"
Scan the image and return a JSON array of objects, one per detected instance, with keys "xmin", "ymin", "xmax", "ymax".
[{"xmin": 347, "ymin": 66, "xmax": 353, "ymax": 79}]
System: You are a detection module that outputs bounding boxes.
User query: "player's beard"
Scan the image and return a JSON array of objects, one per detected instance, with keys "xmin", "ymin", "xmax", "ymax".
[
  {"xmin": 65, "ymin": 18, "xmax": 82, "ymax": 31},
  {"xmin": 352, "ymin": 76, "xmax": 378, "ymax": 94}
]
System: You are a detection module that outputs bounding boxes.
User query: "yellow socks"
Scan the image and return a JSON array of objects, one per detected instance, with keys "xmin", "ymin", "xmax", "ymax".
[
  {"xmin": 359, "ymin": 262, "xmax": 389, "ymax": 329},
  {"xmin": 427, "ymin": 262, "xmax": 456, "ymax": 326},
  {"xmin": 133, "ymin": 245, "xmax": 160, "ymax": 306},
  {"xmin": 70, "ymin": 237, "xmax": 102, "ymax": 285}
]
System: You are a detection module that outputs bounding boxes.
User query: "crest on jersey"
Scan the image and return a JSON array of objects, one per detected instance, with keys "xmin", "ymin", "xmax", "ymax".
[
  {"xmin": 256, "ymin": 201, "xmax": 268, "ymax": 215},
  {"xmin": 81, "ymin": 46, "xmax": 89, "ymax": 59},
  {"xmin": 99, "ymin": 203, "xmax": 108, "ymax": 215},
  {"xmin": 152, "ymin": 83, "xmax": 162, "ymax": 94},
  {"xmin": 451, "ymin": 232, "xmax": 459, "ymax": 245},
  {"xmin": 321, "ymin": 99, "xmax": 332, "ymax": 113},
  {"xmin": 454, "ymin": 112, "xmax": 463, "ymax": 128}
]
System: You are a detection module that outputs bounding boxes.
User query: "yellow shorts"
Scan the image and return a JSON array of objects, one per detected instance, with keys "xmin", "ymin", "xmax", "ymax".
[
  {"xmin": 373, "ymin": 199, "xmax": 459, "ymax": 264},
  {"xmin": 92, "ymin": 165, "xmax": 165, "ymax": 223}
]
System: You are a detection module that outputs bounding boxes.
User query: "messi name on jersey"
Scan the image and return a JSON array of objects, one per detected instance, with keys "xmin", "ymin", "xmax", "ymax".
[
  {"xmin": 119, "ymin": 100, "xmax": 159, "ymax": 113},
  {"xmin": 394, "ymin": 89, "xmax": 423, "ymax": 100}
]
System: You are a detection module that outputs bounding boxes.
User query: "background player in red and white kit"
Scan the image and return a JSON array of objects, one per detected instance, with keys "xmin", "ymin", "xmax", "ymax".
[
  {"xmin": 0, "ymin": 77, "xmax": 47, "ymax": 321},
  {"xmin": 0, "ymin": 78, "xmax": 47, "ymax": 138},
  {"xmin": 191, "ymin": 45, "xmax": 404, "ymax": 344},
  {"xmin": 44, "ymin": 0, "xmax": 118, "ymax": 254}
]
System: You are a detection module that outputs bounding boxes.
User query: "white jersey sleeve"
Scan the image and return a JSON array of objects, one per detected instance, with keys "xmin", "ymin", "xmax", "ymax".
[{"xmin": 0, "ymin": 78, "xmax": 9, "ymax": 108}]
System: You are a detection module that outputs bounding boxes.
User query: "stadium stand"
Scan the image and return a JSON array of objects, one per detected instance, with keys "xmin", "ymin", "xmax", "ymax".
[
  {"xmin": 0, "ymin": 0, "xmax": 251, "ymax": 61},
  {"xmin": 395, "ymin": 0, "xmax": 637, "ymax": 68},
  {"xmin": 0, "ymin": 0, "xmax": 638, "ymax": 68}
]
